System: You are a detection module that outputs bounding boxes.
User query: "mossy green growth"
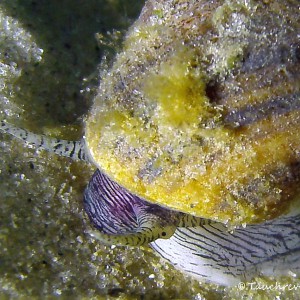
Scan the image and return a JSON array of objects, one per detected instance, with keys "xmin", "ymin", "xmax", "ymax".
[
  {"xmin": 153, "ymin": 9, "xmax": 164, "ymax": 18},
  {"xmin": 207, "ymin": 0, "xmax": 254, "ymax": 75},
  {"xmin": 143, "ymin": 48, "xmax": 214, "ymax": 128}
]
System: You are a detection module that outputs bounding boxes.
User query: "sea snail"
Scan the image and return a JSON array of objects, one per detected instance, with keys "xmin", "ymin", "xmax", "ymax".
[{"xmin": 1, "ymin": 0, "xmax": 300, "ymax": 287}]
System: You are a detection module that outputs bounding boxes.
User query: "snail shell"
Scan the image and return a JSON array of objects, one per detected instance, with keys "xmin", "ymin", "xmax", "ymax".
[
  {"xmin": 83, "ymin": 0, "xmax": 300, "ymax": 285},
  {"xmin": 85, "ymin": 0, "xmax": 300, "ymax": 226}
]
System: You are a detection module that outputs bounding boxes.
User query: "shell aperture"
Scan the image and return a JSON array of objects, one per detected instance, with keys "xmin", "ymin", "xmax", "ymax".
[{"xmin": 84, "ymin": 169, "xmax": 178, "ymax": 246}]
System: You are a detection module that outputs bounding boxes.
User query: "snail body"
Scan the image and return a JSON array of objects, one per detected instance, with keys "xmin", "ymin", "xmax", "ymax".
[
  {"xmin": 85, "ymin": 169, "xmax": 300, "ymax": 286},
  {"xmin": 1, "ymin": 0, "xmax": 300, "ymax": 286}
]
